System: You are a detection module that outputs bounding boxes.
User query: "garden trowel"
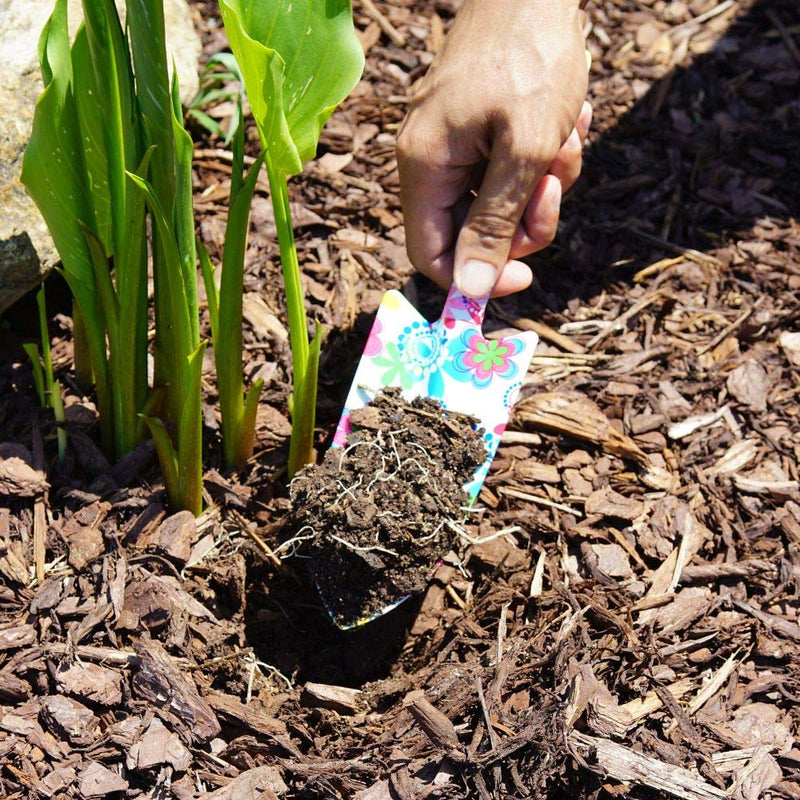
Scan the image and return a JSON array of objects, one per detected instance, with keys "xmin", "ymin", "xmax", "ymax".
[{"xmin": 319, "ymin": 286, "xmax": 538, "ymax": 628}]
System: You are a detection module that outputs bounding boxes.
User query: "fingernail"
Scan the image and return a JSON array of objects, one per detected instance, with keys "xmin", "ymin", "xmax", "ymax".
[
  {"xmin": 566, "ymin": 128, "xmax": 582, "ymax": 153},
  {"xmin": 577, "ymin": 104, "xmax": 592, "ymax": 138},
  {"xmin": 547, "ymin": 179, "xmax": 562, "ymax": 215},
  {"xmin": 456, "ymin": 259, "xmax": 497, "ymax": 298}
]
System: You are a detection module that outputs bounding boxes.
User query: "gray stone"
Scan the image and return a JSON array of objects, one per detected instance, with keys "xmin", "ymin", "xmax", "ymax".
[{"xmin": 0, "ymin": 0, "xmax": 201, "ymax": 315}]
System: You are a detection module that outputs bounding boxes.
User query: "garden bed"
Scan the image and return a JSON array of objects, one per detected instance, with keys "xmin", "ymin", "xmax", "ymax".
[{"xmin": 0, "ymin": 0, "xmax": 799, "ymax": 797}]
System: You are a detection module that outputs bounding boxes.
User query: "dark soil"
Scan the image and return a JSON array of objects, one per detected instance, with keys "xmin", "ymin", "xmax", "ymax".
[
  {"xmin": 1, "ymin": 0, "xmax": 800, "ymax": 797},
  {"xmin": 289, "ymin": 388, "xmax": 487, "ymax": 628}
]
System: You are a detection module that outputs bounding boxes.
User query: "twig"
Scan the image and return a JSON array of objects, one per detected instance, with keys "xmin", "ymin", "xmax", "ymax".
[
  {"xmin": 491, "ymin": 307, "xmax": 586, "ymax": 354},
  {"xmin": 626, "ymin": 226, "xmax": 724, "ymax": 266},
  {"xmin": 766, "ymin": 8, "xmax": 800, "ymax": 69},
  {"xmin": 586, "ymin": 291, "xmax": 664, "ymax": 350},
  {"xmin": 695, "ymin": 301, "xmax": 761, "ymax": 355},
  {"xmin": 499, "ymin": 487, "xmax": 583, "ymax": 517},
  {"xmin": 356, "ymin": 0, "xmax": 406, "ymax": 46}
]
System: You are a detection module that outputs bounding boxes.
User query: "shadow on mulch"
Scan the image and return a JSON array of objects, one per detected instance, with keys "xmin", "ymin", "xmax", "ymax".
[{"xmin": 528, "ymin": 0, "xmax": 800, "ymax": 315}]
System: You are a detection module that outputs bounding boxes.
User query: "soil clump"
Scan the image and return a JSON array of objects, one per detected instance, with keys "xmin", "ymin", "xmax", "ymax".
[{"xmin": 289, "ymin": 388, "xmax": 487, "ymax": 627}]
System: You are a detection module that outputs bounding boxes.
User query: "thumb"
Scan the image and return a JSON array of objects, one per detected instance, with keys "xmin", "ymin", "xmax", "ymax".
[{"xmin": 453, "ymin": 142, "xmax": 544, "ymax": 298}]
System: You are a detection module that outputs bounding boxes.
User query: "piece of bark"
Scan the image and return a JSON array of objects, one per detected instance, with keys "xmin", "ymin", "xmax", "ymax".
[
  {"xmin": 40, "ymin": 695, "xmax": 99, "ymax": 746},
  {"xmin": 146, "ymin": 510, "xmax": 195, "ymax": 564},
  {"xmin": 733, "ymin": 600, "xmax": 800, "ymax": 643},
  {"xmin": 589, "ymin": 544, "xmax": 633, "ymax": 578},
  {"xmin": 726, "ymin": 360, "xmax": 769, "ymax": 412},
  {"xmin": 403, "ymin": 690, "xmax": 466, "ymax": 762},
  {"xmin": 0, "ymin": 711, "xmax": 66, "ymax": 760},
  {"xmin": 78, "ymin": 762, "xmax": 129, "ymax": 797},
  {"xmin": 516, "ymin": 391, "xmax": 649, "ymax": 467},
  {"xmin": 66, "ymin": 526, "xmax": 104, "ymax": 570},
  {"xmin": 204, "ymin": 766, "xmax": 288, "ymax": 799},
  {"xmin": 0, "ymin": 540, "xmax": 30, "ymax": 586},
  {"xmin": 0, "ymin": 623, "xmax": 35, "ymax": 651},
  {"xmin": 585, "ymin": 487, "xmax": 645, "ymax": 521},
  {"xmin": 132, "ymin": 637, "xmax": 221, "ymax": 743},
  {"xmin": 55, "ymin": 661, "xmax": 123, "ymax": 706},
  {"xmin": 0, "ymin": 457, "xmax": 48, "ymax": 496},
  {"xmin": 126, "ymin": 717, "xmax": 192, "ymax": 772},
  {"xmin": 569, "ymin": 730, "xmax": 727, "ymax": 799},
  {"xmin": 206, "ymin": 692, "xmax": 294, "ymax": 752},
  {"xmin": 303, "ymin": 682, "xmax": 364, "ymax": 715},
  {"xmin": 36, "ymin": 765, "xmax": 78, "ymax": 799}
]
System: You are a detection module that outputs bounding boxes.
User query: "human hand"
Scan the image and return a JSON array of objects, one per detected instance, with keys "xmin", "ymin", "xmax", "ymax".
[{"xmin": 396, "ymin": 0, "xmax": 591, "ymax": 297}]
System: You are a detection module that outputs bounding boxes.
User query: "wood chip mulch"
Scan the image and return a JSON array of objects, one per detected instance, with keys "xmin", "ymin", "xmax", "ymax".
[{"xmin": 0, "ymin": 0, "xmax": 799, "ymax": 797}]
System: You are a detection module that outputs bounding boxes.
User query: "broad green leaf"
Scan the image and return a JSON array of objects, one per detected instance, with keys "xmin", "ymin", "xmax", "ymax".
[
  {"xmin": 128, "ymin": 0, "xmax": 175, "ymax": 211},
  {"xmin": 21, "ymin": 0, "xmax": 96, "ymax": 287},
  {"xmin": 80, "ymin": 0, "xmax": 140, "ymax": 257},
  {"xmin": 219, "ymin": 0, "xmax": 364, "ymax": 176}
]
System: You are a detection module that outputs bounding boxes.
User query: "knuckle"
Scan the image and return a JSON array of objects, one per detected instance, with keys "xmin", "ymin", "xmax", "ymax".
[{"xmin": 468, "ymin": 211, "xmax": 519, "ymax": 244}]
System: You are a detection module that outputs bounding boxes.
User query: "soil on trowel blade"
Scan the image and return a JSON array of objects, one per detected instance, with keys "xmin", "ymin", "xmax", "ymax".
[{"xmin": 289, "ymin": 388, "xmax": 487, "ymax": 628}]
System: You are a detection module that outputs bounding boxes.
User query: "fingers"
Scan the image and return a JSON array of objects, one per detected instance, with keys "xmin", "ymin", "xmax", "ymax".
[
  {"xmin": 453, "ymin": 130, "xmax": 551, "ymax": 297},
  {"xmin": 508, "ymin": 175, "xmax": 562, "ymax": 260},
  {"xmin": 509, "ymin": 101, "xmax": 592, "ymax": 260},
  {"xmin": 548, "ymin": 101, "xmax": 592, "ymax": 190},
  {"xmin": 396, "ymin": 134, "xmax": 462, "ymax": 289}
]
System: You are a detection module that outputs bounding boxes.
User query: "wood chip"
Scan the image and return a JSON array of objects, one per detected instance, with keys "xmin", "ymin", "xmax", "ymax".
[{"xmin": 132, "ymin": 637, "xmax": 221, "ymax": 743}]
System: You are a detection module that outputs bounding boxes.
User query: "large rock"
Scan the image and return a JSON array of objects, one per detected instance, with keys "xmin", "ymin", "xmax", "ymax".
[{"xmin": 0, "ymin": 0, "xmax": 202, "ymax": 315}]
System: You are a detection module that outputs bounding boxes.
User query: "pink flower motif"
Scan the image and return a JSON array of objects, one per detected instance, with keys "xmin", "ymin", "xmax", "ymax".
[
  {"xmin": 363, "ymin": 318, "xmax": 383, "ymax": 357},
  {"xmin": 442, "ymin": 292, "xmax": 485, "ymax": 328},
  {"xmin": 444, "ymin": 330, "xmax": 523, "ymax": 388},
  {"xmin": 333, "ymin": 412, "xmax": 352, "ymax": 447}
]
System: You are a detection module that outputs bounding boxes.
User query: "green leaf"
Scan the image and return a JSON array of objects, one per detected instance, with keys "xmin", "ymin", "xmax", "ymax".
[
  {"xmin": 80, "ymin": 0, "xmax": 140, "ymax": 257},
  {"xmin": 141, "ymin": 414, "xmax": 180, "ymax": 509},
  {"xmin": 197, "ymin": 239, "xmax": 220, "ymax": 339},
  {"xmin": 21, "ymin": 0, "xmax": 96, "ymax": 289},
  {"xmin": 176, "ymin": 342, "xmax": 207, "ymax": 516},
  {"xmin": 216, "ymin": 138, "xmax": 265, "ymax": 469},
  {"xmin": 236, "ymin": 377, "xmax": 264, "ymax": 467},
  {"xmin": 219, "ymin": 0, "xmax": 364, "ymax": 176}
]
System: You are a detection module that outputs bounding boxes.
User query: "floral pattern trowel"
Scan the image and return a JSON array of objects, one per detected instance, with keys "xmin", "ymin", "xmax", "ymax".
[{"xmin": 320, "ymin": 286, "xmax": 538, "ymax": 628}]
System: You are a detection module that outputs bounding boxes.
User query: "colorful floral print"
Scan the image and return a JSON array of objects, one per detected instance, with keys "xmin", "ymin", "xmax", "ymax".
[{"xmin": 444, "ymin": 331, "xmax": 525, "ymax": 388}]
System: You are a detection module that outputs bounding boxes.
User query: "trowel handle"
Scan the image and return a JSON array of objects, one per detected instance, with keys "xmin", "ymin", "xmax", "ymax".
[{"xmin": 438, "ymin": 286, "xmax": 491, "ymax": 330}]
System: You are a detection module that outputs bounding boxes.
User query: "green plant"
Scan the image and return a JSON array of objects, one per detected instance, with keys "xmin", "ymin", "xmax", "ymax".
[
  {"xmin": 186, "ymin": 53, "xmax": 244, "ymax": 145},
  {"xmin": 199, "ymin": 103, "xmax": 266, "ymax": 470},
  {"xmin": 22, "ymin": 285, "xmax": 66, "ymax": 464},
  {"xmin": 218, "ymin": 0, "xmax": 364, "ymax": 477},
  {"xmin": 22, "ymin": 0, "xmax": 203, "ymax": 513}
]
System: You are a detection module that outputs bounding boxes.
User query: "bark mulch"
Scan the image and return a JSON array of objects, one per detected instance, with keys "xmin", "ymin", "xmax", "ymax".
[{"xmin": 0, "ymin": 0, "xmax": 799, "ymax": 797}]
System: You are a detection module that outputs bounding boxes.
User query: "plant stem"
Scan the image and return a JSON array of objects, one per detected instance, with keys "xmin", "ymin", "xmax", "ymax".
[{"xmin": 265, "ymin": 157, "xmax": 308, "ymax": 382}]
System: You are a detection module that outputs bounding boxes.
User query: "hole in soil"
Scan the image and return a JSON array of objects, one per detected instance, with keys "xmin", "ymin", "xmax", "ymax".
[{"xmin": 243, "ymin": 562, "xmax": 423, "ymax": 687}]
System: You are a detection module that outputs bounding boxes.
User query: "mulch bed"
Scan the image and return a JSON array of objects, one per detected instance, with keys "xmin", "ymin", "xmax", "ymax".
[{"xmin": 1, "ymin": 0, "xmax": 799, "ymax": 797}]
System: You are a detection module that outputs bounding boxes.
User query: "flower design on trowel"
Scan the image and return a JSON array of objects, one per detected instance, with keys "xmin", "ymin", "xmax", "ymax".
[
  {"xmin": 363, "ymin": 318, "xmax": 384, "ymax": 358},
  {"xmin": 373, "ymin": 341, "xmax": 415, "ymax": 390},
  {"xmin": 442, "ymin": 291, "xmax": 485, "ymax": 328},
  {"xmin": 444, "ymin": 331, "xmax": 524, "ymax": 389}
]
